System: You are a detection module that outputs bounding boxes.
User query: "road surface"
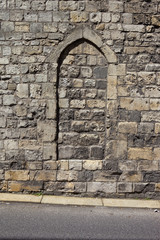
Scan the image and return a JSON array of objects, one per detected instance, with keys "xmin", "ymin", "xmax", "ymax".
[{"xmin": 0, "ymin": 202, "xmax": 160, "ymax": 240}]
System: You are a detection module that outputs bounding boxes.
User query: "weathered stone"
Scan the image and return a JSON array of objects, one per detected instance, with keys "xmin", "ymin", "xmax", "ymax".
[
  {"xmin": 91, "ymin": 147, "xmax": 104, "ymax": 160},
  {"xmin": 37, "ymin": 121, "xmax": 56, "ymax": 142},
  {"xmin": 70, "ymin": 11, "xmax": 88, "ymax": 22},
  {"xmin": 143, "ymin": 172, "xmax": 160, "ymax": 183},
  {"xmin": 5, "ymin": 170, "xmax": 29, "ymax": 181},
  {"xmin": 8, "ymin": 181, "xmax": 43, "ymax": 192},
  {"xmin": 128, "ymin": 148, "xmax": 153, "ymax": 161},
  {"xmin": 120, "ymin": 97, "xmax": 149, "ymax": 111},
  {"xmin": 16, "ymin": 84, "xmax": 28, "ymax": 98},
  {"xmin": 118, "ymin": 122, "xmax": 137, "ymax": 134},
  {"xmin": 83, "ymin": 160, "xmax": 102, "ymax": 171},
  {"xmin": 34, "ymin": 170, "xmax": 56, "ymax": 181},
  {"xmin": 152, "ymin": 15, "xmax": 160, "ymax": 27},
  {"xmin": 117, "ymin": 183, "xmax": 132, "ymax": 193},
  {"xmin": 87, "ymin": 182, "xmax": 116, "ymax": 193}
]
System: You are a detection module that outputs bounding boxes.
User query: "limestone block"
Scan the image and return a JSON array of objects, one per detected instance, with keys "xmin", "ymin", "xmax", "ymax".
[
  {"xmin": 145, "ymin": 64, "xmax": 160, "ymax": 72},
  {"xmin": 0, "ymin": 117, "xmax": 6, "ymax": 128},
  {"xmin": 108, "ymin": 64, "xmax": 126, "ymax": 76},
  {"xmin": 59, "ymin": 146, "xmax": 74, "ymax": 159},
  {"xmin": 15, "ymin": 22, "xmax": 29, "ymax": 32},
  {"xmin": 106, "ymin": 140, "xmax": 127, "ymax": 160},
  {"xmin": 57, "ymin": 170, "xmax": 78, "ymax": 181},
  {"xmin": 141, "ymin": 112, "xmax": 160, "ymax": 122},
  {"xmin": 43, "ymin": 143, "xmax": 57, "ymax": 160},
  {"xmin": 6, "ymin": 65, "xmax": 20, "ymax": 74},
  {"xmin": 138, "ymin": 123, "xmax": 154, "ymax": 134},
  {"xmin": 90, "ymin": 12, "xmax": 101, "ymax": 23},
  {"xmin": 38, "ymin": 11, "xmax": 52, "ymax": 22},
  {"xmin": 152, "ymin": 15, "xmax": 160, "ymax": 27},
  {"xmin": 117, "ymin": 182, "xmax": 133, "ymax": 193},
  {"xmin": 0, "ymin": 10, "xmax": 9, "ymax": 20},
  {"xmin": 58, "ymin": 160, "xmax": 69, "ymax": 170},
  {"xmin": 154, "ymin": 148, "xmax": 160, "ymax": 161},
  {"xmin": 35, "ymin": 74, "xmax": 47, "ymax": 83},
  {"xmin": 81, "ymin": 67, "xmax": 92, "ymax": 78},
  {"xmin": 72, "ymin": 79, "xmax": 83, "ymax": 88},
  {"xmin": 0, "ymin": 57, "xmax": 9, "ymax": 64},
  {"xmin": 30, "ymin": 84, "xmax": 42, "ymax": 98},
  {"xmin": 25, "ymin": 46, "xmax": 42, "ymax": 55},
  {"xmin": 5, "ymin": 170, "xmax": 29, "ymax": 181},
  {"xmin": 16, "ymin": 84, "xmax": 28, "ymax": 98},
  {"xmin": 59, "ymin": 1, "xmax": 77, "ymax": 11},
  {"xmin": 145, "ymin": 86, "xmax": 160, "ymax": 98},
  {"xmin": 46, "ymin": 0, "xmax": 58, "ymax": 11},
  {"xmin": 123, "ymin": 24, "xmax": 145, "ymax": 32},
  {"xmin": 69, "ymin": 160, "xmax": 82, "ymax": 171},
  {"xmin": 46, "ymin": 100, "xmax": 56, "ymax": 119},
  {"xmin": 44, "ymin": 23, "xmax": 57, "ymax": 32},
  {"xmin": 26, "ymin": 162, "xmax": 42, "ymax": 170},
  {"xmin": 1, "ymin": 21, "xmax": 14, "ymax": 32},
  {"xmin": 118, "ymin": 122, "xmax": 137, "ymax": 134},
  {"xmin": 34, "ymin": 170, "xmax": 56, "ymax": 181},
  {"xmin": 155, "ymin": 123, "xmax": 160, "ymax": 134},
  {"xmin": 107, "ymin": 76, "xmax": 117, "ymax": 99},
  {"xmin": 137, "ymin": 160, "xmax": 158, "ymax": 171},
  {"xmin": 3, "ymin": 95, "xmax": 16, "ymax": 105},
  {"xmin": 43, "ymin": 161, "xmax": 57, "ymax": 170},
  {"xmin": 83, "ymin": 160, "xmax": 102, "ymax": 171},
  {"xmin": 111, "ymin": 31, "xmax": 125, "ymax": 40},
  {"xmin": 119, "ymin": 172, "xmax": 142, "ymax": 182},
  {"xmin": 70, "ymin": 11, "xmax": 88, "ymax": 22},
  {"xmin": 87, "ymin": 182, "xmax": 116, "ymax": 193},
  {"xmin": 24, "ymin": 12, "xmax": 38, "ymax": 21},
  {"xmin": 128, "ymin": 148, "xmax": 153, "ymax": 160},
  {"xmin": 37, "ymin": 121, "xmax": 56, "ymax": 142},
  {"xmin": 101, "ymin": 46, "xmax": 117, "ymax": 63},
  {"xmin": 4, "ymin": 140, "xmax": 18, "ymax": 150},
  {"xmin": 109, "ymin": 1, "xmax": 123, "ymax": 12},
  {"xmin": 8, "ymin": 181, "xmax": 43, "ymax": 192},
  {"xmin": 19, "ymin": 56, "xmax": 36, "ymax": 64},
  {"xmin": 86, "ymin": 100, "xmax": 105, "ymax": 108},
  {"xmin": 122, "ymin": 13, "xmax": 132, "ymax": 24},
  {"xmin": 53, "ymin": 12, "xmax": 69, "ymax": 22},
  {"xmin": 42, "ymin": 83, "xmax": 56, "ymax": 98},
  {"xmin": 15, "ymin": 105, "xmax": 27, "ymax": 117},
  {"xmin": 0, "ymin": 151, "xmax": 5, "ymax": 161},
  {"xmin": 102, "ymin": 13, "xmax": 111, "ymax": 22},
  {"xmin": 91, "ymin": 147, "xmax": 104, "ymax": 160},
  {"xmin": 155, "ymin": 183, "xmax": 160, "ymax": 192},
  {"xmin": 138, "ymin": 72, "xmax": 156, "ymax": 85},
  {"xmin": 59, "ymin": 99, "xmax": 69, "ymax": 108},
  {"xmin": 93, "ymin": 66, "xmax": 107, "ymax": 79},
  {"xmin": 120, "ymin": 97, "xmax": 149, "ymax": 111},
  {"xmin": 70, "ymin": 100, "xmax": 85, "ymax": 109}
]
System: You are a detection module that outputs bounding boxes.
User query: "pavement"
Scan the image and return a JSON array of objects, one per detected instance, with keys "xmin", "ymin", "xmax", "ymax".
[
  {"xmin": 0, "ymin": 202, "xmax": 160, "ymax": 240},
  {"xmin": 0, "ymin": 193, "xmax": 160, "ymax": 209}
]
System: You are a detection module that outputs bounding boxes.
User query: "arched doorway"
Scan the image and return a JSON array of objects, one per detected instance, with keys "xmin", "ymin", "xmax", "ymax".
[{"xmin": 58, "ymin": 39, "xmax": 108, "ymax": 162}]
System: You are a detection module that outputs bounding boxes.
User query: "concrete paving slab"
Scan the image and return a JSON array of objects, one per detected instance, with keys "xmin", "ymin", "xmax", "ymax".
[
  {"xmin": 0, "ymin": 193, "xmax": 42, "ymax": 203},
  {"xmin": 102, "ymin": 198, "xmax": 160, "ymax": 209},
  {"xmin": 42, "ymin": 195, "xmax": 103, "ymax": 206}
]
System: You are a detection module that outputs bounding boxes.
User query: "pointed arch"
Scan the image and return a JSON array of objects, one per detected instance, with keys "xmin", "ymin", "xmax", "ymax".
[{"xmin": 45, "ymin": 26, "xmax": 118, "ymax": 64}]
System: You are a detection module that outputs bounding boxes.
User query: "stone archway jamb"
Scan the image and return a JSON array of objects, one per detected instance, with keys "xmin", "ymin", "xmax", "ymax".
[{"xmin": 45, "ymin": 25, "xmax": 118, "ymax": 64}]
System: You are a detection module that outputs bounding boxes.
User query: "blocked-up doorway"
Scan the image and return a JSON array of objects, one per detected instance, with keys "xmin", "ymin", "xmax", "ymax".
[{"xmin": 58, "ymin": 40, "xmax": 108, "ymax": 164}]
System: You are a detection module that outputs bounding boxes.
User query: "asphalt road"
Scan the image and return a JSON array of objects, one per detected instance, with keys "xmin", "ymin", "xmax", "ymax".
[{"xmin": 0, "ymin": 202, "xmax": 160, "ymax": 240}]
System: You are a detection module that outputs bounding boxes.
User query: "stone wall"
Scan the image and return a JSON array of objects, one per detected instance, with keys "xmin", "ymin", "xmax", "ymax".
[{"xmin": 0, "ymin": 0, "xmax": 160, "ymax": 198}]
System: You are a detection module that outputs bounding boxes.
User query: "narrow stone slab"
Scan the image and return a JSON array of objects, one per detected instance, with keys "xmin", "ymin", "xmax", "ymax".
[
  {"xmin": 0, "ymin": 193, "xmax": 42, "ymax": 203},
  {"xmin": 42, "ymin": 195, "xmax": 103, "ymax": 206},
  {"xmin": 102, "ymin": 198, "xmax": 160, "ymax": 209}
]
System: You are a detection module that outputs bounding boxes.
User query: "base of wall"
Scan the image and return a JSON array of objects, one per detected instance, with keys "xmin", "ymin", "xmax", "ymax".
[{"xmin": 0, "ymin": 193, "xmax": 160, "ymax": 209}]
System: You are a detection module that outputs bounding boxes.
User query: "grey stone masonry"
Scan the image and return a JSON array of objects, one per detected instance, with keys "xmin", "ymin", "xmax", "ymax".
[{"xmin": 0, "ymin": 0, "xmax": 160, "ymax": 199}]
